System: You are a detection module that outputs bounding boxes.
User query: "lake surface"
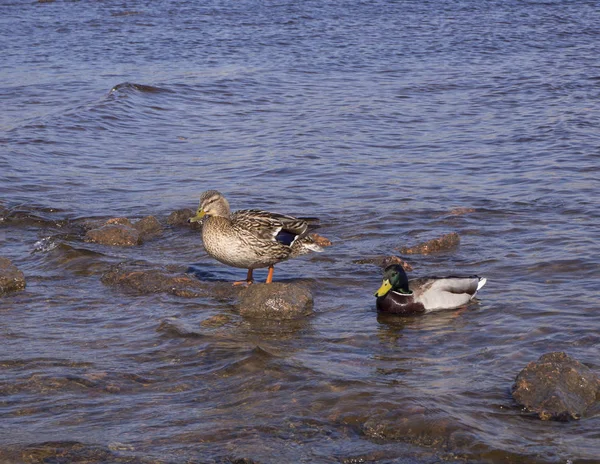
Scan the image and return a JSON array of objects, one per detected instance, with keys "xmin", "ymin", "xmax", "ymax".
[{"xmin": 1, "ymin": 0, "xmax": 600, "ymax": 462}]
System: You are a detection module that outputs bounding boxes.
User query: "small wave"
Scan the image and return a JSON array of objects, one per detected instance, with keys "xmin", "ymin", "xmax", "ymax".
[{"xmin": 33, "ymin": 237, "xmax": 59, "ymax": 253}]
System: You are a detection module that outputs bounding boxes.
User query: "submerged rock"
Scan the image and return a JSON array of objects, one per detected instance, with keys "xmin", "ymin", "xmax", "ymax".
[
  {"xmin": 0, "ymin": 257, "xmax": 26, "ymax": 294},
  {"xmin": 309, "ymin": 232, "xmax": 332, "ymax": 247},
  {"xmin": 132, "ymin": 215, "xmax": 162, "ymax": 240},
  {"xmin": 101, "ymin": 264, "xmax": 212, "ymax": 297},
  {"xmin": 238, "ymin": 283, "xmax": 314, "ymax": 319},
  {"xmin": 167, "ymin": 208, "xmax": 200, "ymax": 228},
  {"xmin": 103, "ymin": 263, "xmax": 314, "ymax": 319},
  {"xmin": 399, "ymin": 232, "xmax": 460, "ymax": 255},
  {"xmin": 512, "ymin": 352, "xmax": 600, "ymax": 421},
  {"xmin": 353, "ymin": 255, "xmax": 413, "ymax": 271},
  {"xmin": 85, "ymin": 224, "xmax": 141, "ymax": 247},
  {"xmin": 84, "ymin": 216, "xmax": 162, "ymax": 246},
  {"xmin": 7, "ymin": 441, "xmax": 149, "ymax": 464}
]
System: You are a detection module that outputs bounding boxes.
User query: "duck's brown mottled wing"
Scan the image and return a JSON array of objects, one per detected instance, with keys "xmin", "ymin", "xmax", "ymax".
[{"xmin": 231, "ymin": 209, "xmax": 308, "ymax": 243}]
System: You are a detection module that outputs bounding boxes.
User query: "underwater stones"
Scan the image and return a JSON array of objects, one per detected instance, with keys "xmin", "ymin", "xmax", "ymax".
[
  {"xmin": 353, "ymin": 255, "xmax": 414, "ymax": 272},
  {"xmin": 101, "ymin": 264, "xmax": 212, "ymax": 297},
  {"xmin": 102, "ymin": 263, "xmax": 315, "ymax": 320},
  {"xmin": 309, "ymin": 232, "xmax": 332, "ymax": 247},
  {"xmin": 84, "ymin": 216, "xmax": 162, "ymax": 246},
  {"xmin": 399, "ymin": 232, "xmax": 460, "ymax": 255},
  {"xmin": 0, "ymin": 257, "xmax": 26, "ymax": 294},
  {"xmin": 512, "ymin": 352, "xmax": 600, "ymax": 421},
  {"xmin": 238, "ymin": 283, "xmax": 314, "ymax": 320},
  {"xmin": 132, "ymin": 215, "xmax": 162, "ymax": 239},
  {"xmin": 85, "ymin": 223, "xmax": 141, "ymax": 246}
]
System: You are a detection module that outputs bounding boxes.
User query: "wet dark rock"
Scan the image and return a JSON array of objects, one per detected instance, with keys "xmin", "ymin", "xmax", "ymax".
[
  {"xmin": 309, "ymin": 232, "xmax": 332, "ymax": 247},
  {"xmin": 85, "ymin": 223, "xmax": 141, "ymax": 247},
  {"xmin": 106, "ymin": 217, "xmax": 133, "ymax": 226},
  {"xmin": 353, "ymin": 255, "xmax": 414, "ymax": 271},
  {"xmin": 238, "ymin": 283, "xmax": 313, "ymax": 320},
  {"xmin": 0, "ymin": 257, "xmax": 26, "ymax": 294},
  {"xmin": 157, "ymin": 318, "xmax": 205, "ymax": 338},
  {"xmin": 360, "ymin": 406, "xmax": 462, "ymax": 450},
  {"xmin": 167, "ymin": 208, "xmax": 200, "ymax": 228},
  {"xmin": 83, "ymin": 216, "xmax": 162, "ymax": 246},
  {"xmin": 399, "ymin": 232, "xmax": 460, "ymax": 255},
  {"xmin": 101, "ymin": 264, "xmax": 212, "ymax": 297},
  {"xmin": 133, "ymin": 215, "xmax": 162, "ymax": 240},
  {"xmin": 201, "ymin": 314, "xmax": 233, "ymax": 328},
  {"xmin": 512, "ymin": 351, "xmax": 600, "ymax": 421},
  {"xmin": 9, "ymin": 441, "xmax": 150, "ymax": 464}
]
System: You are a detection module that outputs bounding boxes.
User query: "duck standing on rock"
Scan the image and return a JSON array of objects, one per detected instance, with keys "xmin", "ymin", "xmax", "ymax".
[
  {"xmin": 188, "ymin": 190, "xmax": 326, "ymax": 285},
  {"xmin": 375, "ymin": 264, "xmax": 486, "ymax": 315}
]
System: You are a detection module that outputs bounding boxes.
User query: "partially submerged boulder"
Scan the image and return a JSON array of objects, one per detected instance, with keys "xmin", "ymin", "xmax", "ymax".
[
  {"xmin": 132, "ymin": 215, "xmax": 162, "ymax": 240},
  {"xmin": 0, "ymin": 257, "xmax": 26, "ymax": 294},
  {"xmin": 101, "ymin": 264, "xmax": 211, "ymax": 297},
  {"xmin": 167, "ymin": 208, "xmax": 199, "ymax": 227},
  {"xmin": 238, "ymin": 283, "xmax": 314, "ymax": 320},
  {"xmin": 84, "ymin": 216, "xmax": 162, "ymax": 246},
  {"xmin": 353, "ymin": 255, "xmax": 413, "ymax": 271},
  {"xmin": 399, "ymin": 232, "xmax": 460, "ymax": 255},
  {"xmin": 85, "ymin": 224, "xmax": 141, "ymax": 246},
  {"xmin": 103, "ymin": 263, "xmax": 315, "ymax": 320},
  {"xmin": 512, "ymin": 352, "xmax": 600, "ymax": 421}
]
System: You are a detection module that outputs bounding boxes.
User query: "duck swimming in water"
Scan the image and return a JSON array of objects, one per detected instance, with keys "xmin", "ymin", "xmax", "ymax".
[{"xmin": 374, "ymin": 264, "xmax": 486, "ymax": 315}]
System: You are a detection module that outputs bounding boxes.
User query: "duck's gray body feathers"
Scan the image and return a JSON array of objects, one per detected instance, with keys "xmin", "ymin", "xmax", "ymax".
[{"xmin": 375, "ymin": 266, "xmax": 487, "ymax": 315}]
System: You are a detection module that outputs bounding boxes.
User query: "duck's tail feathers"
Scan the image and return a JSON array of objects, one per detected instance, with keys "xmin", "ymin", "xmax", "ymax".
[
  {"xmin": 477, "ymin": 277, "xmax": 487, "ymax": 292},
  {"xmin": 291, "ymin": 232, "xmax": 332, "ymax": 256}
]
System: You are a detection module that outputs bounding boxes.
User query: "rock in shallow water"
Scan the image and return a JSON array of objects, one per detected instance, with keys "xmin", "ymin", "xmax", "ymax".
[
  {"xmin": 85, "ymin": 224, "xmax": 141, "ymax": 246},
  {"xmin": 167, "ymin": 208, "xmax": 199, "ymax": 227},
  {"xmin": 238, "ymin": 283, "xmax": 314, "ymax": 320},
  {"xmin": 101, "ymin": 264, "xmax": 212, "ymax": 297},
  {"xmin": 512, "ymin": 351, "xmax": 600, "ymax": 421},
  {"xmin": 0, "ymin": 257, "xmax": 26, "ymax": 294},
  {"xmin": 102, "ymin": 263, "xmax": 315, "ymax": 319},
  {"xmin": 84, "ymin": 215, "xmax": 162, "ymax": 246},
  {"xmin": 399, "ymin": 232, "xmax": 460, "ymax": 255}
]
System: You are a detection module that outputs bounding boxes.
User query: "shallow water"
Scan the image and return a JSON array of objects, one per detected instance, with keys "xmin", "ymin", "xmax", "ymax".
[{"xmin": 2, "ymin": 1, "xmax": 600, "ymax": 463}]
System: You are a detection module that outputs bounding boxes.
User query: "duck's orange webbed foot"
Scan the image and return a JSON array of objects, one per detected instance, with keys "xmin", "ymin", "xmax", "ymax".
[{"xmin": 233, "ymin": 269, "xmax": 254, "ymax": 287}]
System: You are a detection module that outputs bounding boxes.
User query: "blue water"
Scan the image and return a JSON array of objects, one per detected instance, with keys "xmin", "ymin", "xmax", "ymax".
[{"xmin": 1, "ymin": 1, "xmax": 600, "ymax": 463}]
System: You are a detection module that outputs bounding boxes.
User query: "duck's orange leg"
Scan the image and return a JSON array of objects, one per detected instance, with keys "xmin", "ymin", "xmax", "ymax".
[
  {"xmin": 233, "ymin": 269, "xmax": 253, "ymax": 286},
  {"xmin": 265, "ymin": 265, "xmax": 275, "ymax": 284}
]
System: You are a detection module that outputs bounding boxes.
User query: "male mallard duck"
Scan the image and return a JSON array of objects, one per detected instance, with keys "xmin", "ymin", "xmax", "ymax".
[
  {"xmin": 374, "ymin": 264, "xmax": 486, "ymax": 315},
  {"xmin": 188, "ymin": 190, "xmax": 324, "ymax": 285}
]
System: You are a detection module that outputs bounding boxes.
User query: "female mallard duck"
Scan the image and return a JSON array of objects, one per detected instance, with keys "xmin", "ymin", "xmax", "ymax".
[
  {"xmin": 375, "ymin": 264, "xmax": 486, "ymax": 315},
  {"xmin": 188, "ymin": 190, "xmax": 324, "ymax": 285}
]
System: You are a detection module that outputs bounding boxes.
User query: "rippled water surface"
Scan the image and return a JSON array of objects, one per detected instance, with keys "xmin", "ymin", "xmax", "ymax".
[{"xmin": 2, "ymin": 1, "xmax": 600, "ymax": 463}]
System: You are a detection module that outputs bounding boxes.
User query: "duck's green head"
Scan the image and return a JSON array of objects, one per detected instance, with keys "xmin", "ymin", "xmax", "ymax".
[
  {"xmin": 374, "ymin": 264, "xmax": 412, "ymax": 297},
  {"xmin": 188, "ymin": 190, "xmax": 230, "ymax": 223}
]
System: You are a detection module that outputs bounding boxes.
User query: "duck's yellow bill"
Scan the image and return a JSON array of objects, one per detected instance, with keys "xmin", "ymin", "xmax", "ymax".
[
  {"xmin": 374, "ymin": 279, "xmax": 392, "ymax": 297},
  {"xmin": 188, "ymin": 210, "xmax": 206, "ymax": 223}
]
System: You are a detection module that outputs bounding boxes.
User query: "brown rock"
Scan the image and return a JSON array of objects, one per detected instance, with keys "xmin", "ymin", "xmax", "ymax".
[
  {"xmin": 0, "ymin": 257, "xmax": 26, "ymax": 294},
  {"xmin": 353, "ymin": 255, "xmax": 413, "ymax": 271},
  {"xmin": 310, "ymin": 233, "xmax": 332, "ymax": 247},
  {"xmin": 133, "ymin": 215, "xmax": 162, "ymax": 240},
  {"xmin": 448, "ymin": 207, "xmax": 476, "ymax": 216},
  {"xmin": 201, "ymin": 314, "xmax": 232, "ymax": 328},
  {"xmin": 238, "ymin": 283, "xmax": 313, "ymax": 319},
  {"xmin": 512, "ymin": 352, "xmax": 600, "ymax": 421},
  {"xmin": 85, "ymin": 224, "xmax": 140, "ymax": 246},
  {"xmin": 167, "ymin": 208, "xmax": 199, "ymax": 227},
  {"xmin": 101, "ymin": 264, "xmax": 210, "ymax": 297},
  {"xmin": 399, "ymin": 232, "xmax": 460, "ymax": 255},
  {"xmin": 105, "ymin": 217, "xmax": 133, "ymax": 226}
]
